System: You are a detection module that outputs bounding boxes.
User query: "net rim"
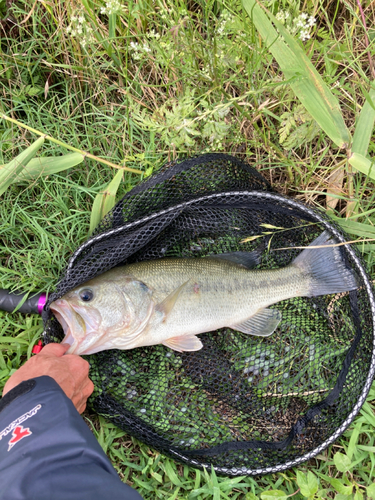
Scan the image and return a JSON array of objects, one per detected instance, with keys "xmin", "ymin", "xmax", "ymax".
[{"xmin": 61, "ymin": 190, "xmax": 375, "ymax": 475}]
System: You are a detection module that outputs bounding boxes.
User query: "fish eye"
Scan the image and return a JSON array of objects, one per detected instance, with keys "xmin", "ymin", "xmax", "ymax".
[{"xmin": 79, "ymin": 288, "xmax": 94, "ymax": 302}]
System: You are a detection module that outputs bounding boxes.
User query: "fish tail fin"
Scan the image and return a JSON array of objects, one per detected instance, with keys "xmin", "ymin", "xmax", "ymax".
[{"xmin": 292, "ymin": 231, "xmax": 358, "ymax": 297}]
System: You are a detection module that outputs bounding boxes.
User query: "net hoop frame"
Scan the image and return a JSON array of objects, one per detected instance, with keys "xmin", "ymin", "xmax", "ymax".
[{"xmin": 54, "ymin": 190, "xmax": 375, "ymax": 476}]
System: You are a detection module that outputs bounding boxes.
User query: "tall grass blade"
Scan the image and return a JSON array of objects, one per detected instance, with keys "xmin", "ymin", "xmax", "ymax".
[
  {"xmin": 89, "ymin": 169, "xmax": 123, "ymax": 234},
  {"xmin": 348, "ymin": 152, "xmax": 375, "ymax": 180},
  {"xmin": 0, "ymin": 136, "xmax": 45, "ymax": 196},
  {"xmin": 15, "ymin": 153, "xmax": 84, "ymax": 182},
  {"xmin": 242, "ymin": 0, "xmax": 350, "ymax": 147},
  {"xmin": 351, "ymin": 86, "xmax": 375, "ymax": 156},
  {"xmin": 333, "ymin": 217, "xmax": 375, "ymax": 239}
]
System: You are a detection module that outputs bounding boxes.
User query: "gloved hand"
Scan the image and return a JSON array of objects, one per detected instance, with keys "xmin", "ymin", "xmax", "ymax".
[{"xmin": 2, "ymin": 343, "xmax": 94, "ymax": 414}]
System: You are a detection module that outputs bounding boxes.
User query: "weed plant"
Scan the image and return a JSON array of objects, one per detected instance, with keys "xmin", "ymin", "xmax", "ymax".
[{"xmin": 1, "ymin": 0, "xmax": 375, "ymax": 498}]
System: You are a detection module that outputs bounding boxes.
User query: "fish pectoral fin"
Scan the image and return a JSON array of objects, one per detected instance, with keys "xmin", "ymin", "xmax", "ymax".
[
  {"xmin": 230, "ymin": 308, "xmax": 282, "ymax": 337},
  {"xmin": 206, "ymin": 251, "xmax": 260, "ymax": 269},
  {"xmin": 156, "ymin": 280, "xmax": 191, "ymax": 319},
  {"xmin": 162, "ymin": 334, "xmax": 203, "ymax": 352}
]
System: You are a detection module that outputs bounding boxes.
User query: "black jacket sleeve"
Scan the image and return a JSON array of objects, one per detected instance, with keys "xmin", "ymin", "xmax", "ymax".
[{"xmin": 0, "ymin": 376, "xmax": 143, "ymax": 500}]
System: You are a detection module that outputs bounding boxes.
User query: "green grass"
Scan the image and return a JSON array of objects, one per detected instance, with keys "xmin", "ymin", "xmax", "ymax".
[{"xmin": 1, "ymin": 0, "xmax": 375, "ymax": 498}]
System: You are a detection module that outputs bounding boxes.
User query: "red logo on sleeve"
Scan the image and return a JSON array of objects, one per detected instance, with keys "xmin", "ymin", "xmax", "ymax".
[{"xmin": 7, "ymin": 425, "xmax": 32, "ymax": 451}]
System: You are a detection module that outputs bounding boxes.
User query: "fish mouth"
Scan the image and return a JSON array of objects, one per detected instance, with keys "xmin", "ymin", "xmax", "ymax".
[
  {"xmin": 50, "ymin": 299, "xmax": 103, "ymax": 355},
  {"xmin": 50, "ymin": 299, "xmax": 87, "ymax": 354}
]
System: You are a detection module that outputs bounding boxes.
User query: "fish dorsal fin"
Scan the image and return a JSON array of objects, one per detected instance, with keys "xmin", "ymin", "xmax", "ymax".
[
  {"xmin": 156, "ymin": 280, "xmax": 191, "ymax": 318},
  {"xmin": 230, "ymin": 308, "xmax": 281, "ymax": 337},
  {"xmin": 162, "ymin": 334, "xmax": 203, "ymax": 352},
  {"xmin": 207, "ymin": 251, "xmax": 260, "ymax": 269}
]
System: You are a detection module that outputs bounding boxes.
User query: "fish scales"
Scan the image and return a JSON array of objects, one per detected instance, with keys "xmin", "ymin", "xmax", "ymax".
[{"xmin": 124, "ymin": 259, "xmax": 305, "ymax": 346}]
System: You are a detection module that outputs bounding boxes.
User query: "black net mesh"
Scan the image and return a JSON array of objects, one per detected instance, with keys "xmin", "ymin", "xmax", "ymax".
[{"xmin": 42, "ymin": 153, "xmax": 375, "ymax": 475}]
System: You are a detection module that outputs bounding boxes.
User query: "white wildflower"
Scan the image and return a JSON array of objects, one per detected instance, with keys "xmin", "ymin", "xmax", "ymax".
[
  {"xmin": 294, "ymin": 17, "xmax": 305, "ymax": 29},
  {"xmin": 217, "ymin": 24, "xmax": 225, "ymax": 35},
  {"xmin": 279, "ymin": 11, "xmax": 315, "ymax": 41},
  {"xmin": 129, "ymin": 40, "xmax": 152, "ymax": 61},
  {"xmin": 216, "ymin": 10, "xmax": 233, "ymax": 36},
  {"xmin": 146, "ymin": 29, "xmax": 160, "ymax": 39},
  {"xmin": 276, "ymin": 10, "xmax": 290, "ymax": 24},
  {"xmin": 100, "ymin": 0, "xmax": 123, "ymax": 16},
  {"xmin": 300, "ymin": 30, "xmax": 310, "ymax": 41},
  {"xmin": 66, "ymin": 10, "xmax": 95, "ymax": 49},
  {"xmin": 307, "ymin": 16, "xmax": 316, "ymax": 27},
  {"xmin": 276, "ymin": 11, "xmax": 286, "ymax": 23}
]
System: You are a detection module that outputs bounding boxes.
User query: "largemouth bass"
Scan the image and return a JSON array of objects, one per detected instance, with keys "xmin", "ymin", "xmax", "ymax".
[{"xmin": 51, "ymin": 232, "xmax": 357, "ymax": 355}]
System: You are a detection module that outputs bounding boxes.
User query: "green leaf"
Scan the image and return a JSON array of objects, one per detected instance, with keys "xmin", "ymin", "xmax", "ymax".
[
  {"xmin": 89, "ymin": 169, "xmax": 123, "ymax": 233},
  {"xmin": 316, "ymin": 489, "xmax": 330, "ymax": 498},
  {"xmin": 260, "ymin": 490, "xmax": 288, "ymax": 500},
  {"xmin": 0, "ymin": 369, "xmax": 9, "ymax": 379},
  {"xmin": 296, "ymin": 470, "xmax": 318, "ymax": 497},
  {"xmin": 166, "ymin": 487, "xmax": 180, "ymax": 500},
  {"xmin": 367, "ymin": 482, "xmax": 375, "ymax": 499},
  {"xmin": 334, "ymin": 217, "xmax": 375, "ymax": 239},
  {"xmin": 0, "ymin": 136, "xmax": 44, "ymax": 196},
  {"xmin": 15, "ymin": 153, "xmax": 84, "ymax": 182},
  {"xmin": 356, "ymin": 445, "xmax": 375, "ymax": 452},
  {"xmin": 241, "ymin": 0, "xmax": 350, "ymax": 148},
  {"xmin": 108, "ymin": 12, "xmax": 116, "ymax": 40},
  {"xmin": 354, "ymin": 488, "xmax": 364, "ymax": 500},
  {"xmin": 163, "ymin": 460, "xmax": 185, "ymax": 487},
  {"xmin": 348, "ymin": 152, "xmax": 375, "ymax": 180},
  {"xmin": 150, "ymin": 471, "xmax": 163, "ymax": 484},
  {"xmin": 347, "ymin": 421, "xmax": 361, "ymax": 460},
  {"xmin": 144, "ymin": 166, "xmax": 153, "ymax": 177},
  {"xmin": 352, "ymin": 86, "xmax": 375, "ymax": 156},
  {"xmin": 329, "ymin": 477, "xmax": 353, "ymax": 495},
  {"xmin": 333, "ymin": 452, "xmax": 352, "ymax": 473},
  {"xmin": 246, "ymin": 493, "xmax": 259, "ymax": 500}
]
